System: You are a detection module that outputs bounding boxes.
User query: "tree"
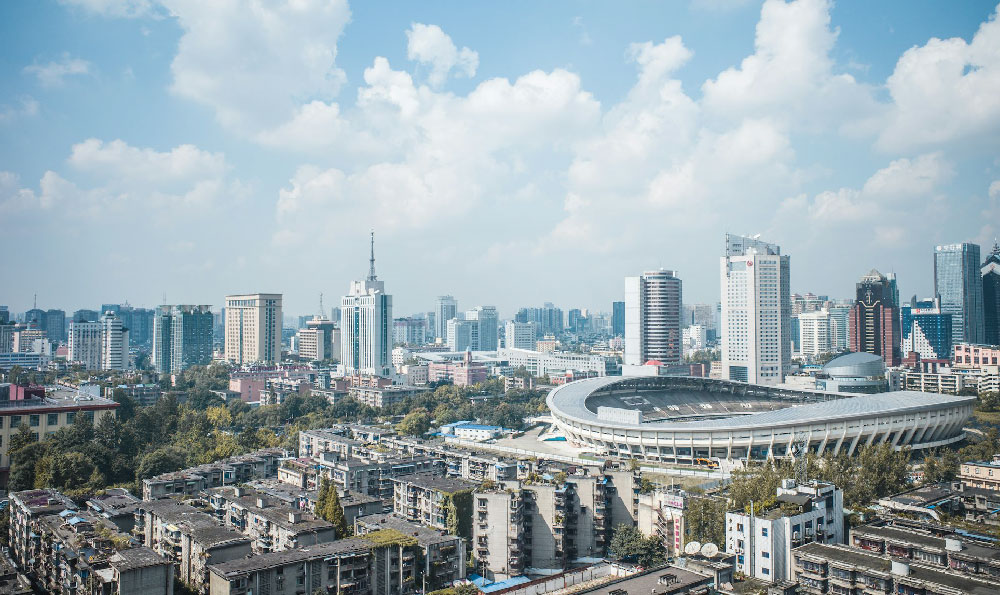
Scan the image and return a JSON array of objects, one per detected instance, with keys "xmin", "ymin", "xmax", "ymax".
[
  {"xmin": 317, "ymin": 478, "xmax": 350, "ymax": 538},
  {"xmin": 608, "ymin": 524, "xmax": 665, "ymax": 568},
  {"xmin": 684, "ymin": 494, "xmax": 726, "ymax": 545},
  {"xmin": 395, "ymin": 409, "xmax": 431, "ymax": 437},
  {"xmin": 111, "ymin": 389, "xmax": 137, "ymax": 421},
  {"xmin": 135, "ymin": 446, "xmax": 188, "ymax": 480}
]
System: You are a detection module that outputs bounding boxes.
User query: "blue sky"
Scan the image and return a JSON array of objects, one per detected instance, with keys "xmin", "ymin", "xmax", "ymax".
[{"xmin": 2, "ymin": 0, "xmax": 1000, "ymax": 318}]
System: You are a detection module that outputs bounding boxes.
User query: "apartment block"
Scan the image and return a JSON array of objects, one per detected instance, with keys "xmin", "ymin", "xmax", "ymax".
[
  {"xmin": 355, "ymin": 513, "xmax": 467, "ymax": 590},
  {"xmin": 851, "ymin": 523, "xmax": 1000, "ymax": 577},
  {"xmin": 390, "ymin": 473, "xmax": 476, "ymax": 534},
  {"xmin": 206, "ymin": 485, "xmax": 336, "ymax": 553},
  {"xmin": 142, "ymin": 447, "xmax": 287, "ymax": 500},
  {"xmin": 136, "ymin": 499, "xmax": 251, "ymax": 589},
  {"xmin": 247, "ymin": 478, "xmax": 382, "ymax": 526},
  {"xmin": 348, "ymin": 384, "xmax": 427, "ymax": 408},
  {"xmin": 960, "ymin": 456, "xmax": 1000, "ymax": 490},
  {"xmin": 299, "ymin": 428, "xmax": 366, "ymax": 460},
  {"xmin": 321, "ymin": 455, "xmax": 443, "ymax": 500},
  {"xmin": 105, "ymin": 383, "xmax": 163, "ymax": 407}
]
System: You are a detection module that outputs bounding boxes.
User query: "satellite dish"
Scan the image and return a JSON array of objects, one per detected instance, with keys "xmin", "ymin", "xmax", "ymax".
[
  {"xmin": 701, "ymin": 543, "xmax": 719, "ymax": 558},
  {"xmin": 684, "ymin": 541, "xmax": 702, "ymax": 555}
]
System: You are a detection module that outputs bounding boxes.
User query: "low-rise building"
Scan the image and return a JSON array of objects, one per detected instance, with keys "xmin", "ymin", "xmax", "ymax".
[
  {"xmin": 390, "ymin": 473, "xmax": 476, "ymax": 534},
  {"xmin": 136, "ymin": 499, "xmax": 252, "ymax": 589},
  {"xmin": 440, "ymin": 421, "xmax": 504, "ymax": 441},
  {"xmin": 206, "ymin": 485, "xmax": 337, "ymax": 553},
  {"xmin": 206, "ymin": 531, "xmax": 417, "ymax": 595},
  {"xmin": 960, "ymin": 455, "xmax": 1000, "ymax": 490},
  {"xmin": 86, "ymin": 487, "xmax": 142, "ymax": 534},
  {"xmin": 245, "ymin": 478, "xmax": 382, "ymax": 525},
  {"xmin": 638, "ymin": 488, "xmax": 690, "ymax": 557},
  {"xmin": 322, "ymin": 455, "xmax": 443, "ymax": 501},
  {"xmin": 142, "ymin": 447, "xmax": 287, "ymax": 499},
  {"xmin": 349, "ymin": 384, "xmax": 428, "ymax": 408},
  {"xmin": 725, "ymin": 479, "xmax": 844, "ymax": 583},
  {"xmin": 355, "ymin": 514, "xmax": 467, "ymax": 590},
  {"xmin": 105, "ymin": 383, "xmax": 163, "ymax": 407},
  {"xmin": 299, "ymin": 428, "xmax": 366, "ymax": 459},
  {"xmin": 850, "ymin": 523, "xmax": 1000, "ymax": 578}
]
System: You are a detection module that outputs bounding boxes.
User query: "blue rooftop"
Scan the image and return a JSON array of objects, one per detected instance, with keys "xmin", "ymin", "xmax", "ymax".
[{"xmin": 455, "ymin": 423, "xmax": 502, "ymax": 431}]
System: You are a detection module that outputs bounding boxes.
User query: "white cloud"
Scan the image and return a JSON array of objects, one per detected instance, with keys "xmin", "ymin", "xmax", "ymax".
[
  {"xmin": 23, "ymin": 55, "xmax": 92, "ymax": 87},
  {"xmin": 406, "ymin": 23, "xmax": 478, "ymax": 87},
  {"xmin": 0, "ymin": 96, "xmax": 39, "ymax": 122},
  {"xmin": 861, "ymin": 152, "xmax": 953, "ymax": 197},
  {"xmin": 879, "ymin": 5, "xmax": 1000, "ymax": 150},
  {"xmin": 164, "ymin": 0, "xmax": 351, "ymax": 132}
]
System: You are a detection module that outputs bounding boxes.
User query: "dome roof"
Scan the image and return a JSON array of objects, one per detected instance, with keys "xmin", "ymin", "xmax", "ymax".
[{"xmin": 823, "ymin": 352, "xmax": 885, "ymax": 378}]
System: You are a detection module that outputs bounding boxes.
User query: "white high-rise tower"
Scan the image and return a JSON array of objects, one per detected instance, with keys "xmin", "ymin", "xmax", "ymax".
[
  {"xmin": 341, "ymin": 232, "xmax": 393, "ymax": 375},
  {"xmin": 225, "ymin": 294, "xmax": 282, "ymax": 364},
  {"xmin": 720, "ymin": 234, "xmax": 791, "ymax": 385},
  {"xmin": 624, "ymin": 269, "xmax": 683, "ymax": 366}
]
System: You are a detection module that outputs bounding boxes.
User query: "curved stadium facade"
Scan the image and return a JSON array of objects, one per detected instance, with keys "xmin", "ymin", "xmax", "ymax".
[{"xmin": 546, "ymin": 376, "xmax": 975, "ymax": 462}]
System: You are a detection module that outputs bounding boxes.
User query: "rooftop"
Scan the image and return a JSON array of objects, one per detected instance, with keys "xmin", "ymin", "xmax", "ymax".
[
  {"xmin": 108, "ymin": 547, "xmax": 170, "ymax": 571},
  {"xmin": 394, "ymin": 472, "xmax": 477, "ymax": 494},
  {"xmin": 355, "ymin": 513, "xmax": 460, "ymax": 547},
  {"xmin": 208, "ymin": 538, "xmax": 374, "ymax": 576},
  {"xmin": 853, "ymin": 524, "xmax": 1000, "ymax": 563},
  {"xmin": 10, "ymin": 489, "xmax": 76, "ymax": 515}
]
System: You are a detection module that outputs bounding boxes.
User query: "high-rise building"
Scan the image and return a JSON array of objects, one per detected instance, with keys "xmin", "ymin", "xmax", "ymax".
[
  {"xmin": 0, "ymin": 306, "xmax": 8, "ymax": 324},
  {"xmin": 100, "ymin": 311, "xmax": 129, "ymax": 371},
  {"xmin": 152, "ymin": 305, "xmax": 213, "ymax": 374},
  {"xmin": 901, "ymin": 296, "xmax": 952, "ymax": 360},
  {"xmin": 720, "ymin": 234, "xmax": 791, "ymax": 384},
  {"xmin": 392, "ymin": 317, "xmax": 426, "ymax": 346},
  {"xmin": 611, "ymin": 301, "xmax": 625, "ymax": 337},
  {"xmin": 224, "ymin": 294, "xmax": 283, "ymax": 365},
  {"xmin": 848, "ymin": 270, "xmax": 901, "ymax": 367},
  {"xmin": 435, "ymin": 296, "xmax": 458, "ymax": 341},
  {"xmin": 341, "ymin": 233, "xmax": 392, "ymax": 375},
  {"xmin": 624, "ymin": 269, "xmax": 683, "ymax": 366},
  {"xmin": 24, "ymin": 308, "xmax": 45, "ymax": 330},
  {"xmin": 935, "ymin": 243, "xmax": 985, "ymax": 346},
  {"xmin": 798, "ymin": 309, "xmax": 832, "ymax": 357},
  {"xmin": 118, "ymin": 306, "xmax": 155, "ymax": 348},
  {"xmin": 296, "ymin": 316, "xmax": 338, "ymax": 362},
  {"xmin": 983, "ymin": 242, "xmax": 1000, "ymax": 346},
  {"xmin": 68, "ymin": 320, "xmax": 103, "ymax": 370},
  {"xmin": 44, "ymin": 310, "xmax": 66, "ymax": 343},
  {"xmin": 447, "ymin": 318, "xmax": 475, "ymax": 352},
  {"xmin": 828, "ymin": 304, "xmax": 851, "ymax": 352},
  {"xmin": 515, "ymin": 303, "xmax": 564, "ymax": 336},
  {"xmin": 505, "ymin": 321, "xmax": 537, "ymax": 350},
  {"xmin": 466, "ymin": 306, "xmax": 499, "ymax": 350},
  {"xmin": 73, "ymin": 309, "xmax": 99, "ymax": 323}
]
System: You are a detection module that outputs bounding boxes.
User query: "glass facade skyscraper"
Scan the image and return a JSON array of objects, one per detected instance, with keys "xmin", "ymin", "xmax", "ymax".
[
  {"xmin": 611, "ymin": 301, "xmax": 625, "ymax": 337},
  {"xmin": 934, "ymin": 243, "xmax": 985, "ymax": 347},
  {"xmin": 901, "ymin": 297, "xmax": 952, "ymax": 360},
  {"xmin": 983, "ymin": 243, "xmax": 1000, "ymax": 346}
]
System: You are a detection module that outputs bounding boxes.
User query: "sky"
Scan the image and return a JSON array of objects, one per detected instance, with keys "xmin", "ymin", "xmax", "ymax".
[{"xmin": 2, "ymin": 0, "xmax": 1000, "ymax": 319}]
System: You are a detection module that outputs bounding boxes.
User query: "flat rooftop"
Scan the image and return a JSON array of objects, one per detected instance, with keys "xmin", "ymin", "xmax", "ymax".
[
  {"xmin": 355, "ymin": 513, "xmax": 459, "ymax": 547},
  {"xmin": 209, "ymin": 538, "xmax": 373, "ymax": 576},
  {"xmin": 394, "ymin": 473, "xmax": 477, "ymax": 493},
  {"xmin": 575, "ymin": 566, "xmax": 712, "ymax": 594}
]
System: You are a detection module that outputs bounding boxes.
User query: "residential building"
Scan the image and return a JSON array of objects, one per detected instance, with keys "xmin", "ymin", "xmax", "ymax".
[
  {"xmin": 983, "ymin": 242, "xmax": 1000, "ymax": 345},
  {"xmin": 349, "ymin": 384, "xmax": 427, "ymax": 409},
  {"xmin": 515, "ymin": 303, "xmax": 564, "ymax": 336},
  {"xmin": 206, "ymin": 533, "xmax": 413, "ymax": 595},
  {"xmin": 354, "ymin": 514, "xmax": 467, "ymax": 590},
  {"xmin": 435, "ymin": 295, "xmax": 458, "ymax": 340},
  {"xmin": 798, "ymin": 309, "xmax": 831, "ymax": 357},
  {"xmin": 936, "ymin": 242, "xmax": 986, "ymax": 345},
  {"xmin": 496, "ymin": 347, "xmax": 615, "ymax": 377},
  {"xmin": 850, "ymin": 522, "xmax": 1000, "ymax": 578},
  {"xmin": 960, "ymin": 455, "xmax": 1000, "ymax": 490},
  {"xmin": 0, "ymin": 385, "xmax": 119, "ymax": 484},
  {"xmin": 504, "ymin": 321, "xmax": 537, "ymax": 350},
  {"xmin": 612, "ymin": 301, "xmax": 625, "ymax": 337},
  {"xmin": 106, "ymin": 383, "xmax": 162, "ymax": 407},
  {"xmin": 225, "ymin": 293, "xmax": 282, "ymax": 364},
  {"xmin": 955, "ymin": 343, "xmax": 1000, "ymax": 368},
  {"xmin": 625, "ymin": 269, "xmax": 683, "ymax": 366},
  {"xmin": 320, "ymin": 456, "xmax": 443, "ymax": 501},
  {"xmin": 427, "ymin": 351, "xmax": 488, "ymax": 386},
  {"xmin": 902, "ymin": 296, "xmax": 953, "ymax": 360},
  {"xmin": 206, "ymin": 486, "xmax": 336, "ymax": 553},
  {"xmin": 68, "ymin": 319, "xmax": 103, "ymax": 370},
  {"xmin": 390, "ymin": 473, "xmax": 476, "ymax": 533},
  {"xmin": 638, "ymin": 488, "xmax": 692, "ymax": 558},
  {"xmin": 720, "ymin": 234, "xmax": 791, "ymax": 384},
  {"xmin": 137, "ymin": 499, "xmax": 252, "ymax": 589},
  {"xmin": 848, "ymin": 270, "xmax": 901, "ymax": 367},
  {"xmin": 465, "ymin": 306, "xmax": 499, "ymax": 350},
  {"xmin": 391, "ymin": 316, "xmax": 425, "ymax": 346},
  {"xmin": 141, "ymin": 448, "xmax": 287, "ymax": 500},
  {"xmin": 152, "ymin": 304, "xmax": 213, "ymax": 374},
  {"xmin": 341, "ymin": 233, "xmax": 392, "ymax": 375},
  {"xmin": 296, "ymin": 315, "xmax": 338, "ymax": 361},
  {"xmin": 9, "ymin": 489, "xmax": 174, "ymax": 595},
  {"xmin": 725, "ymin": 479, "xmax": 844, "ymax": 582},
  {"xmin": 446, "ymin": 317, "xmax": 475, "ymax": 352}
]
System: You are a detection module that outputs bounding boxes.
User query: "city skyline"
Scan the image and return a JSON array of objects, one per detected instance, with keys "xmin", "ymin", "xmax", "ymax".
[{"xmin": 2, "ymin": 1, "xmax": 1000, "ymax": 315}]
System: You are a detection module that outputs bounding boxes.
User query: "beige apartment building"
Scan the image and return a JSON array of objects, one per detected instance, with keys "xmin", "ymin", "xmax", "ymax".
[{"xmin": 224, "ymin": 293, "xmax": 282, "ymax": 364}]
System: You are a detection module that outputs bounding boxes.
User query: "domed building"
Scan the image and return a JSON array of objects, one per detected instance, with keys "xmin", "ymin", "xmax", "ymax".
[{"xmin": 815, "ymin": 352, "xmax": 888, "ymax": 393}]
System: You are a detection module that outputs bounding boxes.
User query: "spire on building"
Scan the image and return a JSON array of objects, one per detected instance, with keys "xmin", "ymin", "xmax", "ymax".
[{"xmin": 367, "ymin": 230, "xmax": 377, "ymax": 282}]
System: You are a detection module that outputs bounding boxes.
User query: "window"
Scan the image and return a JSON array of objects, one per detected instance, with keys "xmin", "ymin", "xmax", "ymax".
[
  {"xmin": 761, "ymin": 527, "xmax": 768, "ymax": 537},
  {"xmin": 0, "ymin": 417, "xmax": 4, "ymax": 428},
  {"xmin": 47, "ymin": 413, "xmax": 58, "ymax": 426},
  {"xmin": 762, "ymin": 568, "xmax": 770, "ymax": 575},
  {"xmin": 85, "ymin": 411, "xmax": 95, "ymax": 422},
  {"xmin": 30, "ymin": 433, "xmax": 38, "ymax": 442},
  {"xmin": 10, "ymin": 416, "xmax": 21, "ymax": 428},
  {"xmin": 762, "ymin": 551, "xmax": 770, "ymax": 558},
  {"xmin": 66, "ymin": 412, "xmax": 76, "ymax": 424},
  {"xmin": 29, "ymin": 415, "xmax": 39, "ymax": 427}
]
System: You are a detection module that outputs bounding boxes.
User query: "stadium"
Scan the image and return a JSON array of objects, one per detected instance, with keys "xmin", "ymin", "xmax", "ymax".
[{"xmin": 546, "ymin": 375, "xmax": 976, "ymax": 463}]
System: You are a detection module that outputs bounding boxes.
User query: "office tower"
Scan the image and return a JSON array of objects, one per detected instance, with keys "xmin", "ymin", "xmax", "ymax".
[
  {"xmin": 0, "ymin": 306, "xmax": 8, "ymax": 324},
  {"xmin": 341, "ymin": 233, "xmax": 392, "ymax": 375},
  {"xmin": 117, "ymin": 305, "xmax": 154, "ymax": 348},
  {"xmin": 43, "ymin": 309, "xmax": 66, "ymax": 343},
  {"xmin": 73, "ymin": 309, "xmax": 99, "ymax": 323},
  {"xmin": 69, "ymin": 320, "xmax": 103, "ymax": 370},
  {"xmin": 447, "ymin": 318, "xmax": 475, "ymax": 352},
  {"xmin": 505, "ymin": 321, "xmax": 537, "ymax": 350},
  {"xmin": 100, "ymin": 311, "xmax": 129, "ymax": 370},
  {"xmin": 101, "ymin": 304, "xmax": 122, "ymax": 315},
  {"xmin": 24, "ymin": 308, "xmax": 45, "ymax": 330},
  {"xmin": 827, "ymin": 304, "xmax": 851, "ymax": 352},
  {"xmin": 515, "ymin": 303, "xmax": 564, "ymax": 336},
  {"xmin": 624, "ymin": 269, "xmax": 683, "ymax": 366},
  {"xmin": 901, "ymin": 297, "xmax": 953, "ymax": 359},
  {"xmin": 848, "ymin": 270, "xmax": 901, "ymax": 367},
  {"xmin": 567, "ymin": 309, "xmax": 584, "ymax": 333},
  {"xmin": 935, "ymin": 243, "xmax": 985, "ymax": 346},
  {"xmin": 297, "ymin": 316, "xmax": 338, "ymax": 362},
  {"xmin": 436, "ymin": 296, "xmax": 458, "ymax": 340},
  {"xmin": 466, "ymin": 306, "xmax": 499, "ymax": 350},
  {"xmin": 720, "ymin": 234, "xmax": 791, "ymax": 384},
  {"xmin": 611, "ymin": 301, "xmax": 625, "ymax": 337},
  {"xmin": 983, "ymin": 243, "xmax": 1000, "ymax": 345},
  {"xmin": 392, "ymin": 317, "xmax": 426, "ymax": 346},
  {"xmin": 425, "ymin": 312, "xmax": 436, "ymax": 340},
  {"xmin": 225, "ymin": 293, "xmax": 283, "ymax": 365},
  {"xmin": 798, "ymin": 309, "xmax": 831, "ymax": 356},
  {"xmin": 152, "ymin": 305, "xmax": 214, "ymax": 374},
  {"xmin": 790, "ymin": 293, "xmax": 829, "ymax": 316}
]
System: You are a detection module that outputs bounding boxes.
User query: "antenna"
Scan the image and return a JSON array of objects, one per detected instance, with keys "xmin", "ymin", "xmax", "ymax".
[
  {"xmin": 367, "ymin": 230, "xmax": 377, "ymax": 281},
  {"xmin": 33, "ymin": 293, "xmax": 37, "ymax": 309},
  {"xmin": 162, "ymin": 292, "xmax": 167, "ymax": 306},
  {"xmin": 319, "ymin": 293, "xmax": 324, "ymax": 318}
]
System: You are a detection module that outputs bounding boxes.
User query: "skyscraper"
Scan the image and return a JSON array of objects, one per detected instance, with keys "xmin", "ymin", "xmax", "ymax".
[
  {"xmin": 341, "ymin": 233, "xmax": 392, "ymax": 375},
  {"xmin": 935, "ymin": 243, "xmax": 985, "ymax": 346},
  {"xmin": 436, "ymin": 295, "xmax": 458, "ymax": 340},
  {"xmin": 100, "ymin": 311, "xmax": 129, "ymax": 371},
  {"xmin": 624, "ymin": 269, "xmax": 683, "ymax": 366},
  {"xmin": 297, "ymin": 316, "xmax": 339, "ymax": 362},
  {"xmin": 225, "ymin": 293, "xmax": 283, "ymax": 364},
  {"xmin": 720, "ymin": 234, "xmax": 791, "ymax": 384},
  {"xmin": 505, "ymin": 321, "xmax": 537, "ymax": 349},
  {"xmin": 901, "ymin": 296, "xmax": 952, "ymax": 360},
  {"xmin": 466, "ymin": 306, "xmax": 499, "ymax": 350},
  {"xmin": 798, "ymin": 309, "xmax": 831, "ymax": 357},
  {"xmin": 44, "ymin": 309, "xmax": 66, "ymax": 343},
  {"xmin": 447, "ymin": 318, "xmax": 475, "ymax": 352},
  {"xmin": 152, "ymin": 305, "xmax": 214, "ymax": 374},
  {"xmin": 611, "ymin": 301, "xmax": 625, "ymax": 337},
  {"xmin": 68, "ymin": 320, "xmax": 102, "ymax": 370},
  {"xmin": 848, "ymin": 270, "xmax": 901, "ymax": 367},
  {"xmin": 983, "ymin": 243, "xmax": 1000, "ymax": 346}
]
